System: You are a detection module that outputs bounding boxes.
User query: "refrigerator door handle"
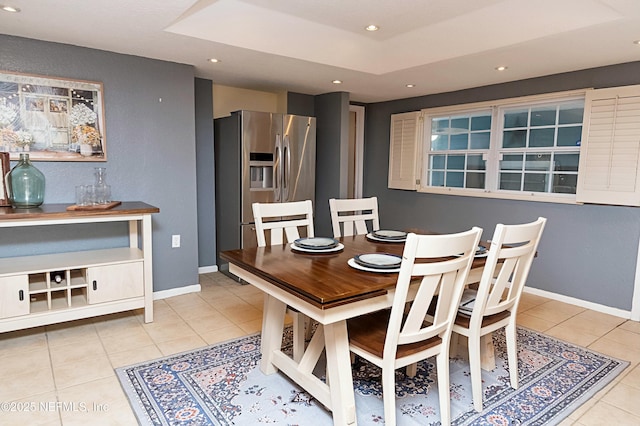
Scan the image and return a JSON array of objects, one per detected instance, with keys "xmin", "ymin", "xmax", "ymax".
[
  {"xmin": 274, "ymin": 133, "xmax": 282, "ymax": 202},
  {"xmin": 283, "ymin": 134, "xmax": 291, "ymax": 201}
]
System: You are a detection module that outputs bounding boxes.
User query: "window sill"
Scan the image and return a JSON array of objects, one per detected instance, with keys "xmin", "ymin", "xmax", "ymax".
[{"xmin": 416, "ymin": 186, "xmax": 579, "ymax": 204}]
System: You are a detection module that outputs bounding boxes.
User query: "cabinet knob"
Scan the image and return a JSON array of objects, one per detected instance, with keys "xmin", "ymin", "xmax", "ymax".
[
  {"xmin": 93, "ymin": 280, "xmax": 97, "ymax": 291},
  {"xmin": 19, "ymin": 290, "xmax": 24, "ymax": 301}
]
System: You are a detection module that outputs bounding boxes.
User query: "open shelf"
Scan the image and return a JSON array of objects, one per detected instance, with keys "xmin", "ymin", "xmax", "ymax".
[
  {"xmin": 29, "ymin": 293, "xmax": 49, "ymax": 314},
  {"xmin": 50, "ymin": 291, "xmax": 69, "ymax": 310},
  {"xmin": 0, "ymin": 247, "xmax": 144, "ymax": 276},
  {"xmin": 21, "ymin": 267, "xmax": 90, "ymax": 313},
  {"xmin": 70, "ymin": 288, "xmax": 88, "ymax": 307},
  {"xmin": 29, "ymin": 273, "xmax": 48, "ymax": 293}
]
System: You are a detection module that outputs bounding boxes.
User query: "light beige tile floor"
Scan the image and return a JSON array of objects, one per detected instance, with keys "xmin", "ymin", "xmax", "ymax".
[{"xmin": 1, "ymin": 272, "xmax": 639, "ymax": 425}]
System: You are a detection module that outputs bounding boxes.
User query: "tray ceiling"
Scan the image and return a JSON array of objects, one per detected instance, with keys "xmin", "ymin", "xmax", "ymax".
[{"xmin": 1, "ymin": 0, "xmax": 640, "ymax": 102}]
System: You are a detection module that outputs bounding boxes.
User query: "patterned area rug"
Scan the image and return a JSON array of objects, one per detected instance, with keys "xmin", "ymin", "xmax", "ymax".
[{"xmin": 116, "ymin": 327, "xmax": 627, "ymax": 425}]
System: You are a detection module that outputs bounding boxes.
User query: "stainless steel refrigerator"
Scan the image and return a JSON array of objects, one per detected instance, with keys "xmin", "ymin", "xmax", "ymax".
[{"xmin": 214, "ymin": 110, "xmax": 316, "ymax": 276}]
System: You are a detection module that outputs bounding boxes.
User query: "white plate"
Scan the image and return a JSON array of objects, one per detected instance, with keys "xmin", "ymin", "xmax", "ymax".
[
  {"xmin": 290, "ymin": 243, "xmax": 344, "ymax": 253},
  {"xmin": 366, "ymin": 233, "xmax": 406, "ymax": 243},
  {"xmin": 293, "ymin": 237, "xmax": 339, "ymax": 250},
  {"xmin": 348, "ymin": 258, "xmax": 400, "ymax": 273},
  {"xmin": 372, "ymin": 229, "xmax": 407, "ymax": 240},
  {"xmin": 354, "ymin": 253, "xmax": 402, "ymax": 269}
]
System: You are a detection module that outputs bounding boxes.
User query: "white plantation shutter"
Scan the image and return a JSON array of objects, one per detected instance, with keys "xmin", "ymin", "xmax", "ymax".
[
  {"xmin": 577, "ymin": 85, "xmax": 640, "ymax": 206},
  {"xmin": 388, "ymin": 112, "xmax": 420, "ymax": 190}
]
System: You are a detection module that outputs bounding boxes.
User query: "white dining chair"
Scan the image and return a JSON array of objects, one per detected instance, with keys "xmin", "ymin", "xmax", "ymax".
[
  {"xmin": 451, "ymin": 217, "xmax": 546, "ymax": 412},
  {"xmin": 347, "ymin": 227, "xmax": 482, "ymax": 426},
  {"xmin": 328, "ymin": 196, "xmax": 380, "ymax": 238},
  {"xmin": 252, "ymin": 200, "xmax": 315, "ymax": 362}
]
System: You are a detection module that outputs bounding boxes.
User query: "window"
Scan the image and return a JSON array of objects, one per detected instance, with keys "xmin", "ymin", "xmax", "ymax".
[
  {"xmin": 421, "ymin": 92, "xmax": 585, "ymax": 201},
  {"xmin": 390, "ymin": 85, "xmax": 640, "ymax": 206},
  {"xmin": 427, "ymin": 110, "xmax": 491, "ymax": 190},
  {"xmin": 498, "ymin": 101, "xmax": 583, "ymax": 194}
]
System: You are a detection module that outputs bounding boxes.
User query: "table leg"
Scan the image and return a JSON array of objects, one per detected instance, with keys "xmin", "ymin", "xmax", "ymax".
[
  {"xmin": 480, "ymin": 333, "xmax": 496, "ymax": 371},
  {"xmin": 260, "ymin": 294, "xmax": 287, "ymax": 374},
  {"xmin": 324, "ymin": 321, "xmax": 357, "ymax": 426},
  {"xmin": 451, "ymin": 332, "xmax": 497, "ymax": 371}
]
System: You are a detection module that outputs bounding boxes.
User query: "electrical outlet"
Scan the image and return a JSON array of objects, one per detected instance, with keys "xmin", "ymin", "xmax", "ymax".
[{"xmin": 172, "ymin": 234, "xmax": 180, "ymax": 248}]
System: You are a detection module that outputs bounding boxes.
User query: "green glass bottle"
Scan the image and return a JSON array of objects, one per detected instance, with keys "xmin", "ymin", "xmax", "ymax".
[{"xmin": 7, "ymin": 153, "xmax": 45, "ymax": 208}]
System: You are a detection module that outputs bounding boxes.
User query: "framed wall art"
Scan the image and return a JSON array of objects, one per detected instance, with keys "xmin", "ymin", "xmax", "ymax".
[{"xmin": 0, "ymin": 70, "xmax": 106, "ymax": 161}]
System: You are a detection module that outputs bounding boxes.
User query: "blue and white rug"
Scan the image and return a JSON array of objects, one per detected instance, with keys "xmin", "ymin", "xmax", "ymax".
[{"xmin": 116, "ymin": 327, "xmax": 628, "ymax": 425}]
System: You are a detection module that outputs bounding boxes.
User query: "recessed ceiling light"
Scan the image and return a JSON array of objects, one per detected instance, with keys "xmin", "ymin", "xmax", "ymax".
[
  {"xmin": 365, "ymin": 24, "xmax": 379, "ymax": 32},
  {"xmin": 495, "ymin": 66, "xmax": 508, "ymax": 71},
  {"xmin": 406, "ymin": 84, "xmax": 416, "ymax": 88},
  {"xmin": 634, "ymin": 40, "xmax": 640, "ymax": 45},
  {"xmin": 332, "ymin": 80, "xmax": 342, "ymax": 84},
  {"xmin": 208, "ymin": 58, "xmax": 221, "ymax": 63},
  {"xmin": 1, "ymin": 5, "xmax": 20, "ymax": 12}
]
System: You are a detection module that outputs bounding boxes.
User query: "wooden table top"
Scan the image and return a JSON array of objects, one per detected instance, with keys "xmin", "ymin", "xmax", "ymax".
[{"xmin": 221, "ymin": 234, "xmax": 487, "ymax": 310}]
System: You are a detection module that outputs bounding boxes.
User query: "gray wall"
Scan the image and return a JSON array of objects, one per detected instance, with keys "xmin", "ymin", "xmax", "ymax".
[
  {"xmin": 364, "ymin": 61, "xmax": 640, "ymax": 312},
  {"xmin": 314, "ymin": 92, "xmax": 350, "ymax": 236},
  {"xmin": 0, "ymin": 35, "xmax": 200, "ymax": 292},
  {"xmin": 287, "ymin": 92, "xmax": 315, "ymax": 117},
  {"xmin": 195, "ymin": 78, "xmax": 215, "ymax": 269}
]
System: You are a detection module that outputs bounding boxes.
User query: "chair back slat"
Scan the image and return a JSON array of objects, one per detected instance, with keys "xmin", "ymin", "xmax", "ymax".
[
  {"xmin": 252, "ymin": 200, "xmax": 314, "ymax": 247},
  {"xmin": 329, "ymin": 197, "xmax": 380, "ymax": 238},
  {"xmin": 403, "ymin": 274, "xmax": 442, "ymax": 333}
]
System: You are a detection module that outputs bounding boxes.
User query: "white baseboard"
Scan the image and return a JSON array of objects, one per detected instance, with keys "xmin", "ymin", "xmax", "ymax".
[
  {"xmin": 153, "ymin": 284, "xmax": 201, "ymax": 300},
  {"xmin": 198, "ymin": 265, "xmax": 218, "ymax": 274},
  {"xmin": 152, "ymin": 265, "xmax": 219, "ymax": 300},
  {"xmin": 524, "ymin": 287, "xmax": 632, "ymax": 320},
  {"xmin": 151, "ymin": 278, "xmax": 633, "ymax": 320}
]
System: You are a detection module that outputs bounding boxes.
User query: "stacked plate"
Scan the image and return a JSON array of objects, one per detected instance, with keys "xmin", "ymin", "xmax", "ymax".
[
  {"xmin": 454, "ymin": 244, "xmax": 489, "ymax": 258},
  {"xmin": 475, "ymin": 245, "xmax": 488, "ymax": 257},
  {"xmin": 458, "ymin": 289, "xmax": 477, "ymax": 316},
  {"xmin": 366, "ymin": 229, "xmax": 408, "ymax": 242},
  {"xmin": 291, "ymin": 237, "xmax": 344, "ymax": 253},
  {"xmin": 348, "ymin": 253, "xmax": 402, "ymax": 273}
]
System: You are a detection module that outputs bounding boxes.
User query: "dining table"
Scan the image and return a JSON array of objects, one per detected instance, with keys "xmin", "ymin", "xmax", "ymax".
[{"xmin": 220, "ymin": 233, "xmax": 493, "ymax": 426}]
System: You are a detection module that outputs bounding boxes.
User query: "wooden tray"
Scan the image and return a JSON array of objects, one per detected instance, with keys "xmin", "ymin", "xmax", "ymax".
[{"xmin": 66, "ymin": 201, "xmax": 122, "ymax": 211}]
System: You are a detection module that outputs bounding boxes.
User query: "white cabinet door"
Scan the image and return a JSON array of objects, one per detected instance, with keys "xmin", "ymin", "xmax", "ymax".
[
  {"xmin": 87, "ymin": 262, "xmax": 144, "ymax": 305},
  {"xmin": 0, "ymin": 275, "xmax": 29, "ymax": 319}
]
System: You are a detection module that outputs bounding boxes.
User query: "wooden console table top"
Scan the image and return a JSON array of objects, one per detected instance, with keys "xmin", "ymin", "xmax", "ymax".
[{"xmin": 0, "ymin": 201, "xmax": 159, "ymax": 221}]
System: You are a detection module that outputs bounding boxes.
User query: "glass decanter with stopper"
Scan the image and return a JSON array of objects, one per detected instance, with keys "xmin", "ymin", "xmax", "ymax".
[{"xmin": 93, "ymin": 167, "xmax": 111, "ymax": 204}]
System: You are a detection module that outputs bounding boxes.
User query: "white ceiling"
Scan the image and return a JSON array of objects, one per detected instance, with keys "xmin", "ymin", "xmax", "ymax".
[{"xmin": 1, "ymin": 0, "xmax": 640, "ymax": 102}]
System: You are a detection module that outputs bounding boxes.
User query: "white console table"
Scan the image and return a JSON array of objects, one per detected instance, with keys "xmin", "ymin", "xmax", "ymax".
[{"xmin": 0, "ymin": 202, "xmax": 159, "ymax": 333}]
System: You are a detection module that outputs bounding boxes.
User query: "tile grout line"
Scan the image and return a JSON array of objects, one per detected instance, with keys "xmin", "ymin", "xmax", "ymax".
[{"xmin": 44, "ymin": 330, "xmax": 64, "ymax": 426}]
